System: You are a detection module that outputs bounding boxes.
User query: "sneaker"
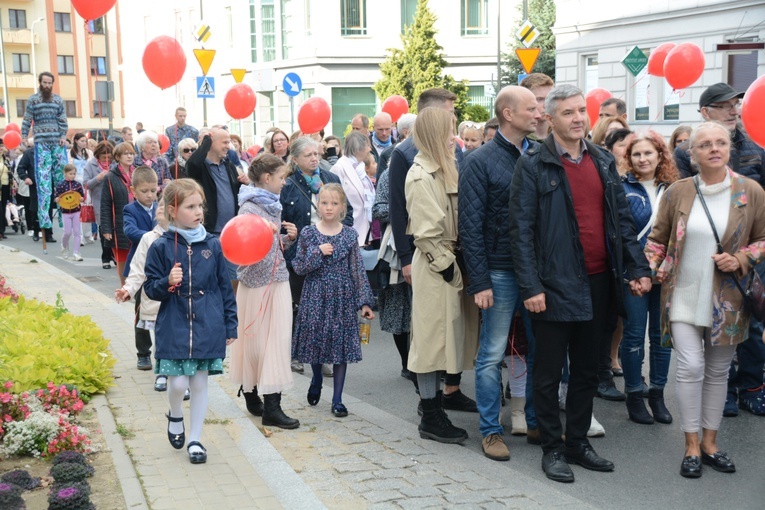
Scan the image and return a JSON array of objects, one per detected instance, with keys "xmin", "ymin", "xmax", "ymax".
[
  {"xmin": 723, "ymin": 393, "xmax": 739, "ymax": 417},
  {"xmin": 739, "ymin": 385, "xmax": 765, "ymax": 416},
  {"xmin": 60, "ymin": 246, "xmax": 69, "ymax": 260},
  {"xmin": 481, "ymin": 433, "xmax": 510, "ymax": 461},
  {"xmin": 558, "ymin": 382, "xmax": 568, "ymax": 411},
  {"xmin": 28, "ymin": 230, "xmax": 34, "ymax": 237},
  {"xmin": 83, "ymin": 237, "xmax": 95, "ymax": 245},
  {"xmin": 587, "ymin": 413, "xmax": 605, "ymax": 437},
  {"xmin": 290, "ymin": 360, "xmax": 304, "ymax": 373},
  {"xmin": 72, "ymin": 253, "xmax": 83, "ymax": 262}
]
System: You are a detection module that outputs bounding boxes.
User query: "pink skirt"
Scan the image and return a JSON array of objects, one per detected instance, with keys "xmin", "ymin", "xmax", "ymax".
[{"xmin": 230, "ymin": 280, "xmax": 293, "ymax": 395}]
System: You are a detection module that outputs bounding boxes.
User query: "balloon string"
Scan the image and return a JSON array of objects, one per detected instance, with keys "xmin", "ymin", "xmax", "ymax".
[
  {"xmin": 653, "ymin": 89, "xmax": 682, "ymax": 122},
  {"xmin": 242, "ymin": 228, "xmax": 282, "ymax": 336},
  {"xmin": 627, "ymin": 72, "xmax": 648, "ymax": 91}
]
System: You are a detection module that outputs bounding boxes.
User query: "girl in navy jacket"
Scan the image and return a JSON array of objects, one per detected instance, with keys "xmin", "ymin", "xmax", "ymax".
[{"xmin": 144, "ymin": 178, "xmax": 237, "ymax": 465}]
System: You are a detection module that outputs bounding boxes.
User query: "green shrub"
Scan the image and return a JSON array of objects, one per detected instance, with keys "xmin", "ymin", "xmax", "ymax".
[
  {"xmin": 0, "ymin": 296, "xmax": 115, "ymax": 396},
  {"xmin": 462, "ymin": 104, "xmax": 490, "ymax": 123}
]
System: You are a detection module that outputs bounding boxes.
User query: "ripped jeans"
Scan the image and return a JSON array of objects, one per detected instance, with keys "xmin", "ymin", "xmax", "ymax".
[{"xmin": 620, "ymin": 284, "xmax": 671, "ymax": 393}]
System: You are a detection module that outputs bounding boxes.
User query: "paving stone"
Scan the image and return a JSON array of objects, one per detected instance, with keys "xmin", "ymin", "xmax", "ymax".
[
  {"xmin": 400, "ymin": 486, "xmax": 445, "ymax": 498},
  {"xmin": 340, "ymin": 471, "xmax": 379, "ymax": 483},
  {"xmin": 362, "ymin": 490, "xmax": 405, "ymax": 503},
  {"xmin": 369, "ymin": 503, "xmax": 403, "ymax": 510},
  {"xmin": 333, "ymin": 461, "xmax": 378, "ymax": 473},
  {"xmin": 443, "ymin": 492, "xmax": 494, "ymax": 505},
  {"xmin": 396, "ymin": 497, "xmax": 450, "ymax": 509},
  {"xmin": 363, "ymin": 478, "xmax": 413, "ymax": 491}
]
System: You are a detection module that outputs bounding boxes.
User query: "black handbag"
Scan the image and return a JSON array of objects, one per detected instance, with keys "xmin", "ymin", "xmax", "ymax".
[{"xmin": 693, "ymin": 176, "xmax": 765, "ymax": 322}]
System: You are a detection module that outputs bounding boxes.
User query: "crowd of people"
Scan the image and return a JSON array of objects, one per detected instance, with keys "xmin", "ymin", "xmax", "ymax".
[{"xmin": 2, "ymin": 71, "xmax": 764, "ymax": 481}]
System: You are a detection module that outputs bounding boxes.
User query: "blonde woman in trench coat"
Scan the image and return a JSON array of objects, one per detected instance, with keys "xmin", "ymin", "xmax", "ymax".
[{"xmin": 405, "ymin": 107, "xmax": 479, "ymax": 445}]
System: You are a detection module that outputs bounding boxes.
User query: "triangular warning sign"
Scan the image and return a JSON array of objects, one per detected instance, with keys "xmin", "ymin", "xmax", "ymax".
[
  {"xmin": 231, "ymin": 69, "xmax": 246, "ymax": 84},
  {"xmin": 193, "ymin": 49, "xmax": 216, "ymax": 76},
  {"xmin": 198, "ymin": 77, "xmax": 214, "ymax": 96},
  {"xmin": 515, "ymin": 48, "xmax": 541, "ymax": 74}
]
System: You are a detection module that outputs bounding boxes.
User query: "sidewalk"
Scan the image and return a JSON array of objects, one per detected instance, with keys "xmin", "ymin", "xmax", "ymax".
[{"xmin": 0, "ymin": 244, "xmax": 593, "ymax": 509}]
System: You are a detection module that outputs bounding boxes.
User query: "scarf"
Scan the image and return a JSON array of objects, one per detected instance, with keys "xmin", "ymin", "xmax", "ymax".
[
  {"xmin": 238, "ymin": 184, "xmax": 283, "ymax": 215},
  {"xmin": 301, "ymin": 166, "xmax": 323, "ymax": 194},
  {"xmin": 372, "ymin": 133, "xmax": 392, "ymax": 150},
  {"xmin": 117, "ymin": 165, "xmax": 135, "ymax": 202},
  {"xmin": 169, "ymin": 224, "xmax": 207, "ymax": 244},
  {"xmin": 98, "ymin": 159, "xmax": 110, "ymax": 172}
]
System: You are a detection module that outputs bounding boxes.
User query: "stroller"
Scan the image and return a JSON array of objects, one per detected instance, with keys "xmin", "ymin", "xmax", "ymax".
[{"xmin": 6, "ymin": 188, "xmax": 27, "ymax": 235}]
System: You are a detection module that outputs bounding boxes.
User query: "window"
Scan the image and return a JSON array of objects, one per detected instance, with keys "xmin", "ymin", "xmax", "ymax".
[
  {"xmin": 305, "ymin": 0, "xmax": 311, "ymax": 35},
  {"xmin": 467, "ymin": 85, "xmax": 493, "ymax": 111},
  {"xmin": 341, "ymin": 0, "xmax": 366, "ymax": 36},
  {"xmin": 16, "ymin": 99, "xmax": 26, "ymax": 117},
  {"xmin": 583, "ymin": 55, "xmax": 599, "ymax": 93},
  {"xmin": 262, "ymin": 0, "xmax": 276, "ymax": 62},
  {"xmin": 225, "ymin": 7, "xmax": 234, "ymax": 47},
  {"xmin": 93, "ymin": 101, "xmax": 109, "ymax": 117},
  {"xmin": 65, "ymin": 100, "xmax": 77, "ymax": 118},
  {"xmin": 90, "ymin": 57, "xmax": 106, "ymax": 76},
  {"xmin": 88, "ymin": 18, "xmax": 105, "ymax": 34},
  {"xmin": 9, "ymin": 9, "xmax": 27, "ymax": 29},
  {"xmin": 54, "ymin": 12, "xmax": 72, "ymax": 32},
  {"xmin": 728, "ymin": 51, "xmax": 758, "ymax": 93},
  {"xmin": 12, "ymin": 54, "xmax": 30, "ymax": 74},
  {"xmin": 461, "ymin": 0, "xmax": 488, "ymax": 36},
  {"xmin": 261, "ymin": 91, "xmax": 275, "ymax": 125},
  {"xmin": 57, "ymin": 55, "xmax": 75, "ymax": 75},
  {"xmin": 331, "ymin": 87, "xmax": 375, "ymax": 138},
  {"xmin": 401, "ymin": 0, "xmax": 417, "ymax": 34},
  {"xmin": 633, "ymin": 66, "xmax": 650, "ymax": 122},
  {"xmin": 249, "ymin": 0, "xmax": 258, "ymax": 63},
  {"xmin": 281, "ymin": 0, "xmax": 291, "ymax": 60}
]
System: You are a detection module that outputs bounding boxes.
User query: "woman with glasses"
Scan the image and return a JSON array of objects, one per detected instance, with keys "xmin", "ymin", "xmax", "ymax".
[
  {"xmin": 170, "ymin": 138, "xmax": 198, "ymax": 179},
  {"xmin": 645, "ymin": 121, "xmax": 765, "ymax": 478},
  {"xmin": 267, "ymin": 128, "xmax": 290, "ymax": 162}
]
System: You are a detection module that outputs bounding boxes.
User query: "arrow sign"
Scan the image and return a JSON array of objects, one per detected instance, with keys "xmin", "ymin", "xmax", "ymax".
[
  {"xmin": 193, "ymin": 49, "xmax": 216, "ymax": 76},
  {"xmin": 515, "ymin": 48, "xmax": 541, "ymax": 74},
  {"xmin": 230, "ymin": 69, "xmax": 247, "ymax": 83},
  {"xmin": 282, "ymin": 72, "xmax": 302, "ymax": 97}
]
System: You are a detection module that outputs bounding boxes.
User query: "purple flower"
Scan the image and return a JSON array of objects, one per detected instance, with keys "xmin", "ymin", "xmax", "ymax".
[{"xmin": 57, "ymin": 487, "xmax": 78, "ymax": 499}]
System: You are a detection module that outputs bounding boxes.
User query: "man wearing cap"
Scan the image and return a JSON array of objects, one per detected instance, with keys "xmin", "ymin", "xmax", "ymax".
[{"xmin": 674, "ymin": 82, "xmax": 765, "ymax": 418}]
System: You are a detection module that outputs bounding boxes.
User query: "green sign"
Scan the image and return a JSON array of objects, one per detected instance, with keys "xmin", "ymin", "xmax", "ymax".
[{"xmin": 621, "ymin": 46, "xmax": 648, "ymax": 77}]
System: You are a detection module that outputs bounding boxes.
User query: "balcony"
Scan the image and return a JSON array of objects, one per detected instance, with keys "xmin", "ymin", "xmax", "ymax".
[
  {"xmin": 1, "ymin": 28, "xmax": 39, "ymax": 46},
  {"xmin": 0, "ymin": 74, "xmax": 36, "ymax": 90}
]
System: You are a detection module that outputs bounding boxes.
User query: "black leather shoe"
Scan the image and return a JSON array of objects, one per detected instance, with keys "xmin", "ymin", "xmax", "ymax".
[
  {"xmin": 331, "ymin": 403, "xmax": 349, "ymax": 417},
  {"xmin": 597, "ymin": 380, "xmax": 626, "ymax": 401},
  {"xmin": 33, "ymin": 232, "xmax": 40, "ymax": 242},
  {"xmin": 307, "ymin": 383, "xmax": 321, "ymax": 406},
  {"xmin": 542, "ymin": 451, "xmax": 575, "ymax": 483},
  {"xmin": 45, "ymin": 236, "xmax": 56, "ymax": 243},
  {"xmin": 680, "ymin": 455, "xmax": 702, "ymax": 478},
  {"xmin": 187, "ymin": 441, "xmax": 207, "ymax": 464},
  {"xmin": 166, "ymin": 412, "xmax": 185, "ymax": 449},
  {"xmin": 136, "ymin": 356, "xmax": 152, "ymax": 371},
  {"xmin": 565, "ymin": 444, "xmax": 615, "ymax": 472},
  {"xmin": 526, "ymin": 428, "xmax": 541, "ymax": 445},
  {"xmin": 701, "ymin": 450, "xmax": 736, "ymax": 473},
  {"xmin": 154, "ymin": 376, "xmax": 167, "ymax": 392},
  {"xmin": 442, "ymin": 389, "xmax": 478, "ymax": 412}
]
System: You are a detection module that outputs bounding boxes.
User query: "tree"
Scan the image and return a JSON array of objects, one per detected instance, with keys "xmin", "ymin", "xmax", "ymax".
[
  {"xmin": 374, "ymin": 0, "xmax": 470, "ymax": 119},
  {"xmin": 501, "ymin": 0, "xmax": 556, "ymax": 86}
]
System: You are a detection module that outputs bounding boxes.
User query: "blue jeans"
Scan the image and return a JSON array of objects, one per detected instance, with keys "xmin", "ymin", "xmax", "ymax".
[
  {"xmin": 519, "ymin": 307, "xmax": 538, "ymax": 429},
  {"xmin": 620, "ymin": 284, "xmax": 670, "ymax": 392},
  {"xmin": 475, "ymin": 270, "xmax": 521, "ymax": 437}
]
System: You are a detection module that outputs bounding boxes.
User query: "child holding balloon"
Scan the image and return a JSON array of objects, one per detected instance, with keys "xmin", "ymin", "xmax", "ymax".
[
  {"xmin": 54, "ymin": 164, "xmax": 85, "ymax": 261},
  {"xmin": 231, "ymin": 153, "xmax": 300, "ymax": 429},
  {"xmin": 291, "ymin": 183, "xmax": 375, "ymax": 418},
  {"xmin": 143, "ymin": 178, "xmax": 237, "ymax": 465}
]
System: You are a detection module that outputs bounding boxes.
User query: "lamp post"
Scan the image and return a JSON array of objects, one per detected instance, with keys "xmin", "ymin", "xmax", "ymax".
[{"xmin": 30, "ymin": 17, "xmax": 45, "ymax": 80}]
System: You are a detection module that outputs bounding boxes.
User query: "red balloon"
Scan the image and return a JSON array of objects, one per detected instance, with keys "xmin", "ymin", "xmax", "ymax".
[
  {"xmin": 247, "ymin": 145, "xmax": 262, "ymax": 157},
  {"xmin": 4, "ymin": 122, "xmax": 20, "ymax": 134},
  {"xmin": 664, "ymin": 43, "xmax": 705, "ymax": 90},
  {"xmin": 297, "ymin": 97, "xmax": 331, "ymax": 134},
  {"xmin": 220, "ymin": 215, "xmax": 274, "ymax": 266},
  {"xmin": 585, "ymin": 88, "xmax": 612, "ymax": 128},
  {"xmin": 3, "ymin": 131, "xmax": 21, "ymax": 150},
  {"xmin": 647, "ymin": 43, "xmax": 676, "ymax": 77},
  {"xmin": 224, "ymin": 84, "xmax": 257, "ymax": 120},
  {"xmin": 381, "ymin": 95, "xmax": 409, "ymax": 123},
  {"xmin": 71, "ymin": 0, "xmax": 117, "ymax": 21},
  {"xmin": 142, "ymin": 36, "xmax": 186, "ymax": 90},
  {"xmin": 158, "ymin": 134, "xmax": 170, "ymax": 154},
  {"xmin": 742, "ymin": 75, "xmax": 765, "ymax": 149}
]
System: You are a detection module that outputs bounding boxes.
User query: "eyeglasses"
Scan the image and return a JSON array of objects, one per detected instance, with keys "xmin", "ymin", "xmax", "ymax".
[
  {"xmin": 182, "ymin": 148, "xmax": 195, "ymax": 153},
  {"xmin": 705, "ymin": 103, "xmax": 740, "ymax": 112},
  {"xmin": 693, "ymin": 140, "xmax": 730, "ymax": 151}
]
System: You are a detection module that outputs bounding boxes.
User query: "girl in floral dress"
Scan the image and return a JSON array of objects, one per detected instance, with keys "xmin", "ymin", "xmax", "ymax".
[{"xmin": 292, "ymin": 183, "xmax": 375, "ymax": 417}]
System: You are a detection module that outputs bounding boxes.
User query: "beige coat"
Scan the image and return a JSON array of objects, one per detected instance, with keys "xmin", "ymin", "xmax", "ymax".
[
  {"xmin": 122, "ymin": 225, "xmax": 164, "ymax": 322},
  {"xmin": 405, "ymin": 154, "xmax": 479, "ymax": 373}
]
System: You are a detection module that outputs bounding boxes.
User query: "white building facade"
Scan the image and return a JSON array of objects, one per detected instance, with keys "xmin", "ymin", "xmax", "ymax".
[
  {"xmin": 554, "ymin": 0, "xmax": 765, "ymax": 137},
  {"xmin": 119, "ymin": 0, "xmax": 520, "ymax": 146}
]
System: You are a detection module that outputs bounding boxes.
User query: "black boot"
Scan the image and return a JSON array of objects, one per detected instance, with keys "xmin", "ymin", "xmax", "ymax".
[
  {"xmin": 238, "ymin": 385, "xmax": 263, "ymax": 417},
  {"xmin": 648, "ymin": 388, "xmax": 673, "ymax": 424},
  {"xmin": 262, "ymin": 393, "xmax": 300, "ymax": 429},
  {"xmin": 418, "ymin": 395, "xmax": 468, "ymax": 444},
  {"xmin": 626, "ymin": 391, "xmax": 654, "ymax": 424}
]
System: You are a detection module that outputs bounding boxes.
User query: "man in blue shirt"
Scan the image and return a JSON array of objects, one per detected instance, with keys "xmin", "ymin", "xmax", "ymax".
[{"xmin": 166, "ymin": 107, "xmax": 199, "ymax": 163}]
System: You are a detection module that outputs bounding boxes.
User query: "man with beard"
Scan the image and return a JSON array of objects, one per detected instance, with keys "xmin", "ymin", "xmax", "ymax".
[{"xmin": 21, "ymin": 72, "xmax": 68, "ymax": 243}]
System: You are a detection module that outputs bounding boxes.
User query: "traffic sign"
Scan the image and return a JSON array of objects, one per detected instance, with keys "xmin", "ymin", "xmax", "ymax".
[
  {"xmin": 516, "ymin": 19, "xmax": 539, "ymax": 48},
  {"xmin": 282, "ymin": 72, "xmax": 302, "ymax": 97},
  {"xmin": 621, "ymin": 46, "xmax": 649, "ymax": 77},
  {"xmin": 515, "ymin": 48, "xmax": 541, "ymax": 74},
  {"xmin": 193, "ymin": 49, "xmax": 216, "ymax": 76},
  {"xmin": 231, "ymin": 69, "xmax": 247, "ymax": 84},
  {"xmin": 517, "ymin": 73, "xmax": 528, "ymax": 85},
  {"xmin": 196, "ymin": 76, "xmax": 215, "ymax": 98},
  {"xmin": 194, "ymin": 23, "xmax": 211, "ymax": 44}
]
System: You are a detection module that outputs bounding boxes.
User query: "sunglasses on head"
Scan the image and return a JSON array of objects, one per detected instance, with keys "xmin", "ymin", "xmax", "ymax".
[{"xmin": 182, "ymin": 148, "xmax": 195, "ymax": 153}]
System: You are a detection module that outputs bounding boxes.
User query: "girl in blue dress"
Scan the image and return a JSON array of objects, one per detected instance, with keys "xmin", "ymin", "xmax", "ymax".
[
  {"xmin": 292, "ymin": 183, "xmax": 375, "ymax": 417},
  {"xmin": 144, "ymin": 178, "xmax": 237, "ymax": 464}
]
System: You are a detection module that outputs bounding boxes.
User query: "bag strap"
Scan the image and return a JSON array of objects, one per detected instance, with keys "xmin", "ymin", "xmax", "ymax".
[
  {"xmin": 693, "ymin": 175, "xmax": 749, "ymax": 298},
  {"xmin": 289, "ymin": 174, "xmax": 318, "ymax": 212}
]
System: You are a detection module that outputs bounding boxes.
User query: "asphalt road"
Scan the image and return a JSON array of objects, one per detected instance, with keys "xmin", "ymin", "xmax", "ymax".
[{"xmin": 3, "ymin": 225, "xmax": 764, "ymax": 509}]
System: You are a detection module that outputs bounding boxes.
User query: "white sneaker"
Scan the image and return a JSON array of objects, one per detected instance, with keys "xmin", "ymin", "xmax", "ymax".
[
  {"xmin": 587, "ymin": 413, "xmax": 605, "ymax": 437},
  {"xmin": 61, "ymin": 246, "xmax": 69, "ymax": 259},
  {"xmin": 558, "ymin": 382, "xmax": 568, "ymax": 411},
  {"xmin": 83, "ymin": 237, "xmax": 95, "ymax": 245},
  {"xmin": 28, "ymin": 230, "xmax": 34, "ymax": 237},
  {"xmin": 72, "ymin": 253, "xmax": 83, "ymax": 262}
]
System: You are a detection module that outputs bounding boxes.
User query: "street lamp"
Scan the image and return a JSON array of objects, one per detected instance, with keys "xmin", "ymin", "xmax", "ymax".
[{"xmin": 30, "ymin": 17, "xmax": 45, "ymax": 80}]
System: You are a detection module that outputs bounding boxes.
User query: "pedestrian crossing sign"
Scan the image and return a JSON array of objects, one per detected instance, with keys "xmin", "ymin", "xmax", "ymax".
[{"xmin": 196, "ymin": 76, "xmax": 215, "ymax": 98}]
